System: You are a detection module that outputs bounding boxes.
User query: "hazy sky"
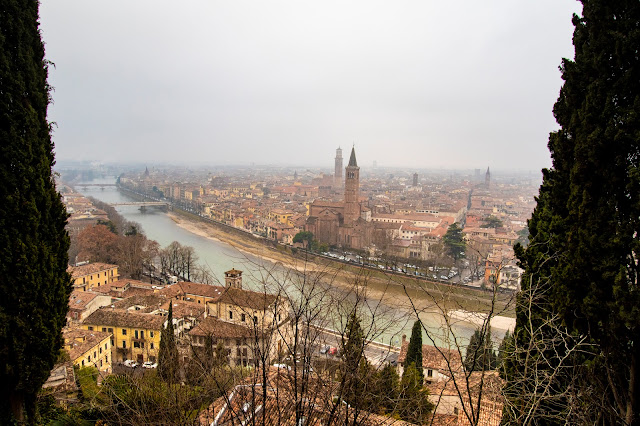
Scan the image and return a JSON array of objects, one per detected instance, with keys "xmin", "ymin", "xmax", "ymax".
[{"xmin": 40, "ymin": 1, "xmax": 581, "ymax": 171}]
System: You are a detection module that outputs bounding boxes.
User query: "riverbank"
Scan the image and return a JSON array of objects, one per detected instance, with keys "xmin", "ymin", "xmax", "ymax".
[{"xmin": 167, "ymin": 210, "xmax": 516, "ymax": 319}]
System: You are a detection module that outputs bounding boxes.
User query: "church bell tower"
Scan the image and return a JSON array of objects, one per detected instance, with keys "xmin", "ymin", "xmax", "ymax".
[
  {"xmin": 344, "ymin": 147, "xmax": 360, "ymax": 224},
  {"xmin": 334, "ymin": 147, "xmax": 343, "ymax": 187}
]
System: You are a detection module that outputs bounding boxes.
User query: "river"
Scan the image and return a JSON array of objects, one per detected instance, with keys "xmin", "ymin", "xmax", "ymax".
[{"xmin": 74, "ymin": 177, "xmax": 498, "ymax": 347}]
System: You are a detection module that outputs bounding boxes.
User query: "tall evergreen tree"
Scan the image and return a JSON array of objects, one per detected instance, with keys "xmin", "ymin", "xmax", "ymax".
[
  {"xmin": 397, "ymin": 364, "xmax": 434, "ymax": 424},
  {"xmin": 158, "ymin": 303, "xmax": 179, "ymax": 382},
  {"xmin": 0, "ymin": 1, "xmax": 71, "ymax": 422},
  {"xmin": 464, "ymin": 328, "xmax": 497, "ymax": 372},
  {"xmin": 340, "ymin": 311, "xmax": 366, "ymax": 412},
  {"xmin": 506, "ymin": 1, "xmax": 640, "ymax": 423},
  {"xmin": 404, "ymin": 320, "xmax": 424, "ymax": 383}
]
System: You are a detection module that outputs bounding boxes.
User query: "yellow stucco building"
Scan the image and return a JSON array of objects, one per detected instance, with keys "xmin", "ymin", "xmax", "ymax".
[
  {"xmin": 63, "ymin": 328, "xmax": 113, "ymax": 373},
  {"xmin": 82, "ymin": 308, "xmax": 164, "ymax": 364},
  {"xmin": 68, "ymin": 262, "xmax": 119, "ymax": 292}
]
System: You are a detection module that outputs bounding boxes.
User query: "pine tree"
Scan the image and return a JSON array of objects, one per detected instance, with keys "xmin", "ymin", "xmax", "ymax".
[
  {"xmin": 442, "ymin": 223, "xmax": 465, "ymax": 261},
  {"xmin": 507, "ymin": 1, "xmax": 640, "ymax": 423},
  {"xmin": 158, "ymin": 303, "xmax": 179, "ymax": 382},
  {"xmin": 404, "ymin": 320, "xmax": 424, "ymax": 383},
  {"xmin": 0, "ymin": 1, "xmax": 71, "ymax": 422}
]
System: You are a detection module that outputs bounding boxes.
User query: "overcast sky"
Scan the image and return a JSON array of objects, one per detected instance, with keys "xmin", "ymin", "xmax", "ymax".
[{"xmin": 40, "ymin": 1, "xmax": 581, "ymax": 171}]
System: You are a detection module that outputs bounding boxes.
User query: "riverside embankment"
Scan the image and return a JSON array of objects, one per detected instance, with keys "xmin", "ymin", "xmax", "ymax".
[{"xmin": 76, "ymin": 178, "xmax": 514, "ymax": 345}]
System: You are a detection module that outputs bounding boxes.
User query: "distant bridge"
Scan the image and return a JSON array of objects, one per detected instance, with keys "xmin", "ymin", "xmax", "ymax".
[
  {"xmin": 108, "ymin": 201, "xmax": 170, "ymax": 211},
  {"xmin": 109, "ymin": 202, "xmax": 168, "ymax": 206}
]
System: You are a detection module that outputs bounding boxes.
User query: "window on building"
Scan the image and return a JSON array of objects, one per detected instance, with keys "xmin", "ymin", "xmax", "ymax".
[
  {"xmin": 82, "ymin": 360, "xmax": 85, "ymax": 366},
  {"xmin": 122, "ymin": 329, "xmax": 127, "ymax": 335},
  {"xmin": 150, "ymin": 331, "xmax": 154, "ymax": 338},
  {"xmin": 134, "ymin": 330, "xmax": 139, "ymax": 339},
  {"xmin": 87, "ymin": 326, "xmax": 93, "ymax": 331},
  {"xmin": 99, "ymin": 347, "xmax": 102, "ymax": 354},
  {"xmin": 100, "ymin": 360, "xmax": 103, "ymax": 367},
  {"xmin": 108, "ymin": 328, "xmax": 113, "ymax": 333},
  {"xmin": 88, "ymin": 355, "xmax": 91, "ymax": 362},
  {"xmin": 427, "ymin": 369, "xmax": 433, "ymax": 377},
  {"xmin": 236, "ymin": 339, "xmax": 241, "ymax": 346},
  {"xmin": 241, "ymin": 313, "xmax": 246, "ymax": 322},
  {"xmin": 111, "ymin": 338, "xmax": 114, "ymax": 346},
  {"xmin": 140, "ymin": 331, "xmax": 144, "ymax": 339},
  {"xmin": 122, "ymin": 341, "xmax": 126, "ymax": 349},
  {"xmin": 254, "ymin": 315, "xmax": 258, "ymax": 323},
  {"xmin": 102, "ymin": 327, "xmax": 107, "ymax": 332},
  {"xmin": 229, "ymin": 311, "xmax": 233, "ymax": 320},
  {"xmin": 150, "ymin": 343, "xmax": 154, "ymax": 350}
]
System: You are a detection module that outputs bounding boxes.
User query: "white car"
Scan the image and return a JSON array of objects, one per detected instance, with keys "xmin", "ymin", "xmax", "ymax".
[
  {"xmin": 123, "ymin": 359, "xmax": 139, "ymax": 368},
  {"xmin": 142, "ymin": 361, "xmax": 157, "ymax": 369}
]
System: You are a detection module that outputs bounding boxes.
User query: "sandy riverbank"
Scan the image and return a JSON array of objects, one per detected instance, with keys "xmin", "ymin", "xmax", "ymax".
[{"xmin": 165, "ymin": 211, "xmax": 516, "ymax": 318}]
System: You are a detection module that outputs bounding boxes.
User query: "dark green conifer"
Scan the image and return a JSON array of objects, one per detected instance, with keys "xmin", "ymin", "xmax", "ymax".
[
  {"xmin": 0, "ymin": 1, "xmax": 71, "ymax": 422},
  {"xmin": 464, "ymin": 328, "xmax": 497, "ymax": 372},
  {"xmin": 506, "ymin": 1, "xmax": 640, "ymax": 423},
  {"xmin": 158, "ymin": 303, "xmax": 179, "ymax": 382},
  {"xmin": 397, "ymin": 364, "xmax": 433, "ymax": 424},
  {"xmin": 404, "ymin": 320, "xmax": 424, "ymax": 383}
]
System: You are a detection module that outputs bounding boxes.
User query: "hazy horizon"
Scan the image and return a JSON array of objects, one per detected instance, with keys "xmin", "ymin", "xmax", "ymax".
[{"xmin": 41, "ymin": 1, "xmax": 581, "ymax": 170}]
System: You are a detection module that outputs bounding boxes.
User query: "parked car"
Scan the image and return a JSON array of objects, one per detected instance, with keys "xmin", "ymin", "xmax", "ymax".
[
  {"xmin": 320, "ymin": 345, "xmax": 330, "ymax": 354},
  {"xmin": 124, "ymin": 359, "xmax": 139, "ymax": 368},
  {"xmin": 142, "ymin": 361, "xmax": 157, "ymax": 369},
  {"xmin": 328, "ymin": 347, "xmax": 338, "ymax": 356}
]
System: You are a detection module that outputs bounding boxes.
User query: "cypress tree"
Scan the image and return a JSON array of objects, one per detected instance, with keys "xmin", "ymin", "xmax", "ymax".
[
  {"xmin": 404, "ymin": 320, "xmax": 423, "ymax": 383},
  {"xmin": 0, "ymin": 1, "xmax": 71, "ymax": 422},
  {"xmin": 158, "ymin": 303, "xmax": 179, "ymax": 382},
  {"xmin": 464, "ymin": 328, "xmax": 497, "ymax": 372},
  {"xmin": 507, "ymin": 1, "xmax": 640, "ymax": 423},
  {"xmin": 340, "ymin": 311, "xmax": 366, "ymax": 410}
]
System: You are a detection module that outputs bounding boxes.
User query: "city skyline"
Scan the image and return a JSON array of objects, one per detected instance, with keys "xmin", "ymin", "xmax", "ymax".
[{"xmin": 41, "ymin": 1, "xmax": 581, "ymax": 171}]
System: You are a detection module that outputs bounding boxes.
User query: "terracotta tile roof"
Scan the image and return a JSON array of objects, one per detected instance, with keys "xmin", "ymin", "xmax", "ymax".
[
  {"xmin": 63, "ymin": 328, "xmax": 111, "ymax": 361},
  {"xmin": 160, "ymin": 282, "xmax": 226, "ymax": 300},
  {"xmin": 111, "ymin": 294, "xmax": 167, "ymax": 312},
  {"xmin": 68, "ymin": 291, "xmax": 99, "ymax": 312},
  {"xmin": 217, "ymin": 287, "xmax": 278, "ymax": 311},
  {"xmin": 83, "ymin": 308, "xmax": 165, "ymax": 330},
  {"xmin": 398, "ymin": 342, "xmax": 463, "ymax": 373},
  {"xmin": 189, "ymin": 317, "xmax": 252, "ymax": 339},
  {"xmin": 198, "ymin": 366, "xmax": 418, "ymax": 426},
  {"xmin": 161, "ymin": 300, "xmax": 206, "ymax": 319},
  {"xmin": 68, "ymin": 262, "xmax": 118, "ymax": 278}
]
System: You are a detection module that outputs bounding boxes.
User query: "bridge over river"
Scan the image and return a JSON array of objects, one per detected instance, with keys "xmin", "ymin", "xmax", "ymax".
[{"xmin": 108, "ymin": 201, "xmax": 170, "ymax": 211}]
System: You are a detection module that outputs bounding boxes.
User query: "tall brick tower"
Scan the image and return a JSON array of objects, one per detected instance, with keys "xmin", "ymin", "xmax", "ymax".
[
  {"xmin": 485, "ymin": 167, "xmax": 491, "ymax": 188},
  {"xmin": 344, "ymin": 147, "xmax": 360, "ymax": 224},
  {"xmin": 334, "ymin": 147, "xmax": 343, "ymax": 187}
]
